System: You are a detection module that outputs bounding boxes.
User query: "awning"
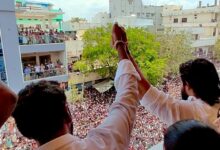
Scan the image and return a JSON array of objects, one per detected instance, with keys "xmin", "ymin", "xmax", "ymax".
[{"xmin": 93, "ymin": 80, "xmax": 114, "ymax": 93}]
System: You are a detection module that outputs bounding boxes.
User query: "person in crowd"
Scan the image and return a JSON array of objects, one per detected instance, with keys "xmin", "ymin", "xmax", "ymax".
[
  {"xmin": 164, "ymin": 120, "xmax": 220, "ymax": 150},
  {"xmin": 0, "ymin": 80, "xmax": 17, "ymax": 128},
  {"xmin": 12, "ymin": 23, "xmax": 140, "ymax": 150},
  {"xmin": 23, "ymin": 65, "xmax": 31, "ymax": 81},
  {"xmin": 40, "ymin": 64, "xmax": 45, "ymax": 78},
  {"xmin": 34, "ymin": 64, "xmax": 41, "ymax": 79},
  {"xmin": 116, "ymin": 25, "xmax": 220, "ymax": 128}
]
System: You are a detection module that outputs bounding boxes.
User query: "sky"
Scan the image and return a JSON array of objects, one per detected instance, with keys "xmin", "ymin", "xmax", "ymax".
[{"xmin": 34, "ymin": 0, "xmax": 215, "ymax": 21}]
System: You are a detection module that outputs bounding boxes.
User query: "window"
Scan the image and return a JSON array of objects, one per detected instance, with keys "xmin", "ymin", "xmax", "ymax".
[
  {"xmin": 173, "ymin": 18, "xmax": 178, "ymax": 23},
  {"xmin": 182, "ymin": 18, "xmax": 187, "ymax": 23},
  {"xmin": 213, "ymin": 28, "xmax": 217, "ymax": 36},
  {"xmin": 146, "ymin": 13, "xmax": 151, "ymax": 18},
  {"xmin": 195, "ymin": 34, "xmax": 199, "ymax": 40},
  {"xmin": 194, "ymin": 14, "xmax": 197, "ymax": 19}
]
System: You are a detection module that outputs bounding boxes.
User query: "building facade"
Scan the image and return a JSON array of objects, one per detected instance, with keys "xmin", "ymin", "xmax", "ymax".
[
  {"xmin": 0, "ymin": 0, "xmax": 24, "ymax": 92},
  {"xmin": 15, "ymin": 0, "xmax": 64, "ymax": 31},
  {"xmin": 0, "ymin": 0, "xmax": 68, "ymax": 92},
  {"xmin": 109, "ymin": 0, "xmax": 164, "ymax": 31},
  {"xmin": 162, "ymin": 1, "xmax": 220, "ymax": 54}
]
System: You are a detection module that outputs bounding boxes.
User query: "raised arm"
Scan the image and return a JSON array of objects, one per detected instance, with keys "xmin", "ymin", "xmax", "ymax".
[
  {"xmin": 122, "ymin": 32, "xmax": 194, "ymax": 126},
  {"xmin": 0, "ymin": 81, "xmax": 17, "ymax": 127},
  {"xmin": 83, "ymin": 24, "xmax": 140, "ymax": 150}
]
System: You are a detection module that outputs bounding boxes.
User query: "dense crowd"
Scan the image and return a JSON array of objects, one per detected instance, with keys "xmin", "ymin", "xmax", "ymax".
[
  {"xmin": 18, "ymin": 26, "xmax": 69, "ymax": 45},
  {"xmin": 0, "ymin": 78, "xmax": 182, "ymax": 149}
]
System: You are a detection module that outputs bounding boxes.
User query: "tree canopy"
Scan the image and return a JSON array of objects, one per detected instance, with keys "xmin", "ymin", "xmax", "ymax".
[
  {"xmin": 75, "ymin": 25, "xmax": 166, "ymax": 85},
  {"xmin": 156, "ymin": 29, "xmax": 193, "ymax": 75},
  {"xmin": 75, "ymin": 26, "xmax": 193, "ymax": 85}
]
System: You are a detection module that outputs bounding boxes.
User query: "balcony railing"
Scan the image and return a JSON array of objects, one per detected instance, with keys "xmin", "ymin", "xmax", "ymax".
[
  {"xmin": 24, "ymin": 68, "xmax": 66, "ymax": 81},
  {"xmin": 18, "ymin": 34, "xmax": 68, "ymax": 45}
]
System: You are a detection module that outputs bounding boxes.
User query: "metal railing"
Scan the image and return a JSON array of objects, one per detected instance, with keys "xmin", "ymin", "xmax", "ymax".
[
  {"xmin": 24, "ymin": 68, "xmax": 66, "ymax": 81},
  {"xmin": 18, "ymin": 34, "xmax": 67, "ymax": 45}
]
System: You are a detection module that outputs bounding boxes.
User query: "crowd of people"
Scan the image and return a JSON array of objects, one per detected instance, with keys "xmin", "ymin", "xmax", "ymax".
[
  {"xmin": 1, "ymin": 24, "xmax": 220, "ymax": 150},
  {"xmin": 18, "ymin": 26, "xmax": 69, "ymax": 45},
  {"xmin": 0, "ymin": 78, "xmax": 183, "ymax": 149},
  {"xmin": 23, "ymin": 60, "xmax": 65, "ymax": 81}
]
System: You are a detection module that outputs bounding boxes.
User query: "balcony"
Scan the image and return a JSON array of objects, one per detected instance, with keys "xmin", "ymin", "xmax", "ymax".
[
  {"xmin": 20, "ymin": 43, "xmax": 65, "ymax": 54},
  {"xmin": 18, "ymin": 27, "xmax": 69, "ymax": 53},
  {"xmin": 171, "ymin": 27, "xmax": 204, "ymax": 34},
  {"xmin": 192, "ymin": 37, "xmax": 217, "ymax": 48},
  {"xmin": 18, "ymin": 29, "xmax": 67, "ymax": 44},
  {"xmin": 163, "ymin": 22, "xmax": 218, "ymax": 28},
  {"xmin": 23, "ymin": 63, "xmax": 68, "ymax": 85},
  {"xmin": 24, "ymin": 67, "xmax": 66, "ymax": 81}
]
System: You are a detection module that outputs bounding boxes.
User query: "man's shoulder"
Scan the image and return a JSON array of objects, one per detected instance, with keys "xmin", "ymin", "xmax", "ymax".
[{"xmin": 38, "ymin": 134, "xmax": 79, "ymax": 150}]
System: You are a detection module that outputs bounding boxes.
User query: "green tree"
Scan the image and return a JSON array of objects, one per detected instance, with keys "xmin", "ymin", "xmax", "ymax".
[
  {"xmin": 157, "ymin": 30, "xmax": 194, "ymax": 75},
  {"xmin": 75, "ymin": 25, "xmax": 166, "ymax": 85}
]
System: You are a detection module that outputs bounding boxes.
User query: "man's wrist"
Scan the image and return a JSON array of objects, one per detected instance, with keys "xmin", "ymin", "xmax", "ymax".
[{"xmin": 117, "ymin": 44, "xmax": 129, "ymax": 60}]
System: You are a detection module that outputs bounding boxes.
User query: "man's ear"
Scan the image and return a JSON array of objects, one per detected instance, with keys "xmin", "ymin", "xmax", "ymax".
[{"xmin": 185, "ymin": 82, "xmax": 195, "ymax": 96}]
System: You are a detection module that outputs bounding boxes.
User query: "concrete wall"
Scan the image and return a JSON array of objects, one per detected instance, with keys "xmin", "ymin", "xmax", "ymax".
[
  {"xmin": 20, "ymin": 43, "xmax": 65, "ymax": 54},
  {"xmin": 0, "ymin": 0, "xmax": 23, "ymax": 92}
]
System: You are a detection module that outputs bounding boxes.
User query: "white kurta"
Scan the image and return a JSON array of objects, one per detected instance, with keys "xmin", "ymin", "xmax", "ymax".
[
  {"xmin": 38, "ymin": 59, "xmax": 140, "ymax": 150},
  {"xmin": 140, "ymin": 86, "xmax": 220, "ymax": 127}
]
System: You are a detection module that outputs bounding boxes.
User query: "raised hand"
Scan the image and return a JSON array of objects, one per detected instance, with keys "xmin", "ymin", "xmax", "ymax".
[{"xmin": 112, "ymin": 23, "xmax": 127, "ymax": 49}]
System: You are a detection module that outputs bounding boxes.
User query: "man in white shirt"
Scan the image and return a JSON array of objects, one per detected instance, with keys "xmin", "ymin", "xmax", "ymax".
[
  {"xmin": 138, "ymin": 57, "xmax": 220, "ymax": 128},
  {"xmin": 12, "ymin": 24, "xmax": 140, "ymax": 150},
  {"xmin": 0, "ymin": 81, "xmax": 17, "ymax": 128},
  {"xmin": 118, "ymin": 28, "xmax": 220, "ymax": 128},
  {"xmin": 115, "ymin": 29, "xmax": 220, "ymax": 149}
]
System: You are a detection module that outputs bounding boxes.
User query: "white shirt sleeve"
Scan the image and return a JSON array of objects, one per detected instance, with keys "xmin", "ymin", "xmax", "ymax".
[
  {"xmin": 140, "ymin": 86, "xmax": 197, "ymax": 126},
  {"xmin": 85, "ymin": 59, "xmax": 140, "ymax": 150}
]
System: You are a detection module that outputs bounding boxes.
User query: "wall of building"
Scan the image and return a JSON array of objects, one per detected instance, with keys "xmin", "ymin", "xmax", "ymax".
[
  {"xmin": 0, "ymin": 0, "xmax": 24, "ymax": 92},
  {"xmin": 109, "ymin": 0, "xmax": 163, "ymax": 31},
  {"xmin": 162, "ymin": 4, "xmax": 220, "ymax": 52}
]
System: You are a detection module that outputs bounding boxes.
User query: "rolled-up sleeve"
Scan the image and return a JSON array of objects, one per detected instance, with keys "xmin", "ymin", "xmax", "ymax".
[{"xmin": 85, "ymin": 59, "xmax": 140, "ymax": 150}]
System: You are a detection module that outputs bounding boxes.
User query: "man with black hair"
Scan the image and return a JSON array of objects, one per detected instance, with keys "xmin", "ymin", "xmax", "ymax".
[
  {"xmin": 110, "ymin": 21, "xmax": 220, "ymax": 150},
  {"xmin": 0, "ymin": 81, "xmax": 17, "ymax": 128},
  {"xmin": 137, "ymin": 58, "xmax": 220, "ymax": 127},
  {"xmin": 116, "ymin": 27, "xmax": 220, "ymax": 128},
  {"xmin": 12, "ymin": 23, "xmax": 140, "ymax": 150},
  {"xmin": 164, "ymin": 120, "xmax": 220, "ymax": 150}
]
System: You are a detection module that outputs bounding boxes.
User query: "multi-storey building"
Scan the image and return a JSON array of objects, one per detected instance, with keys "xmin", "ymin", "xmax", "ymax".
[
  {"xmin": 0, "ymin": 0, "xmax": 68, "ymax": 92},
  {"xmin": 15, "ymin": 0, "xmax": 63, "ymax": 31},
  {"xmin": 109, "ymin": 0, "xmax": 165, "ymax": 31},
  {"xmin": 162, "ymin": 0, "xmax": 220, "ymax": 54}
]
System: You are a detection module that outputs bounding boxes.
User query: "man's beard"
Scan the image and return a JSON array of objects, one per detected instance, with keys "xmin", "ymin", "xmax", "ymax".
[{"xmin": 181, "ymin": 88, "xmax": 189, "ymax": 100}]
